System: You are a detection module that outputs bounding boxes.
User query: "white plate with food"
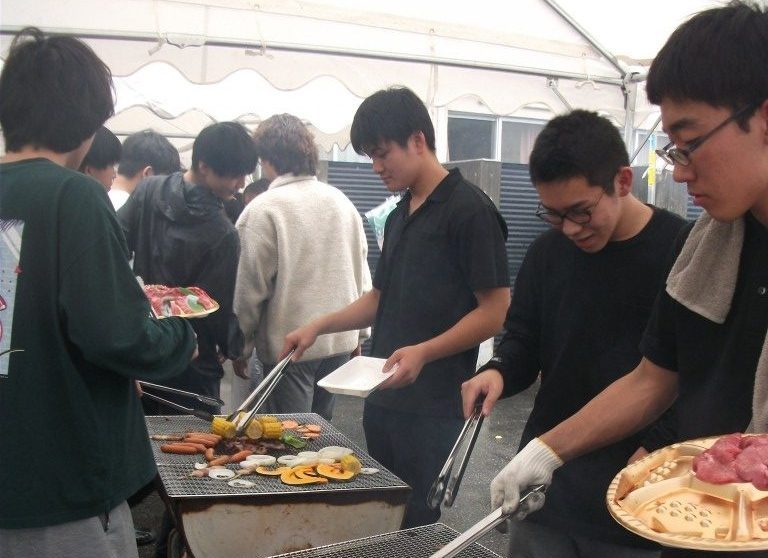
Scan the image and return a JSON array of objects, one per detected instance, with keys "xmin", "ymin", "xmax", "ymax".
[{"xmin": 317, "ymin": 356, "xmax": 395, "ymax": 397}]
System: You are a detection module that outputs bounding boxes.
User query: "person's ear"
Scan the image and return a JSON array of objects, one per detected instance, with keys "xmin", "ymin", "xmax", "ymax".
[
  {"xmin": 142, "ymin": 165, "xmax": 154, "ymax": 177},
  {"xmin": 614, "ymin": 166, "xmax": 633, "ymax": 197},
  {"xmin": 758, "ymin": 99, "xmax": 768, "ymax": 145},
  {"xmin": 411, "ymin": 131, "xmax": 426, "ymax": 153}
]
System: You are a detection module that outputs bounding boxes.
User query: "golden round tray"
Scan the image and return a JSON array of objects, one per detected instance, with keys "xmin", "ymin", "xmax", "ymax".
[{"xmin": 607, "ymin": 436, "xmax": 768, "ymax": 551}]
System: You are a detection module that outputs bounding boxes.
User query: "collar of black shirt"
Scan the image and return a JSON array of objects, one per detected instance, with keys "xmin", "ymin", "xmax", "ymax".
[{"xmin": 396, "ymin": 167, "xmax": 462, "ymax": 209}]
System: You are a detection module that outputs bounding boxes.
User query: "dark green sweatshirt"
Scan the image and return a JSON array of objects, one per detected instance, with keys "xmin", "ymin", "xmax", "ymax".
[{"xmin": 0, "ymin": 159, "xmax": 196, "ymax": 529}]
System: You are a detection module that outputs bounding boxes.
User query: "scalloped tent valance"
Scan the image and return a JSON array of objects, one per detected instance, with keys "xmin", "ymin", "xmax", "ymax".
[{"xmin": 0, "ymin": 0, "xmax": 723, "ymax": 153}]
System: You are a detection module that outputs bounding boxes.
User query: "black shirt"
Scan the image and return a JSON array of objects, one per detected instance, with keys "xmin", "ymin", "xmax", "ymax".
[
  {"xmin": 641, "ymin": 212, "xmax": 768, "ymax": 440},
  {"xmin": 480, "ymin": 205, "xmax": 686, "ymax": 546},
  {"xmin": 367, "ymin": 168, "xmax": 509, "ymax": 417},
  {"xmin": 119, "ymin": 173, "xmax": 244, "ymax": 379}
]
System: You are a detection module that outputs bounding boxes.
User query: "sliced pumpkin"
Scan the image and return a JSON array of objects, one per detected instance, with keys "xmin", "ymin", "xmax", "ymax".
[
  {"xmin": 280, "ymin": 466, "xmax": 328, "ymax": 485},
  {"xmin": 254, "ymin": 466, "xmax": 290, "ymax": 477},
  {"xmin": 316, "ymin": 463, "xmax": 355, "ymax": 482},
  {"xmin": 340, "ymin": 454, "xmax": 362, "ymax": 475}
]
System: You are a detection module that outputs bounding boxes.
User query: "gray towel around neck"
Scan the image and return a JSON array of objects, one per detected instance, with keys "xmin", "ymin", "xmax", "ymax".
[{"xmin": 665, "ymin": 212, "xmax": 768, "ymax": 433}]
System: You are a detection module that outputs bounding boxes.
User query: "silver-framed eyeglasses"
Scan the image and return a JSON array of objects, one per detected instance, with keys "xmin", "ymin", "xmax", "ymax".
[
  {"xmin": 535, "ymin": 191, "xmax": 604, "ymax": 226},
  {"xmin": 656, "ymin": 102, "xmax": 760, "ymax": 166}
]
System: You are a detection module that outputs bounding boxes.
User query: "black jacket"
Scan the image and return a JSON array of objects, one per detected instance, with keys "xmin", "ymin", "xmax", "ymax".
[{"xmin": 118, "ymin": 172, "xmax": 244, "ymax": 378}]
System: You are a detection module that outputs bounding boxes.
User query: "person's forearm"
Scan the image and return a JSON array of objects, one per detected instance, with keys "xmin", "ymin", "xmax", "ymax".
[
  {"xmin": 540, "ymin": 358, "xmax": 678, "ymax": 461},
  {"xmin": 420, "ymin": 287, "xmax": 509, "ymax": 363},
  {"xmin": 314, "ymin": 289, "xmax": 380, "ymax": 334}
]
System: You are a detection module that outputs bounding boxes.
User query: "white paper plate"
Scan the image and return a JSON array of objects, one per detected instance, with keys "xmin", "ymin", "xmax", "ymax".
[{"xmin": 317, "ymin": 356, "xmax": 394, "ymax": 397}]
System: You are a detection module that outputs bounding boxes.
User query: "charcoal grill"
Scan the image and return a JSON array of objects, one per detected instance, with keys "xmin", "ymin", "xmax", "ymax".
[
  {"xmin": 266, "ymin": 523, "xmax": 503, "ymax": 558},
  {"xmin": 148, "ymin": 413, "xmax": 410, "ymax": 558}
]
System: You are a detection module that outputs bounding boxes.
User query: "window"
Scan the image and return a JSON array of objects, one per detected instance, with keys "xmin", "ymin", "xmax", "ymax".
[
  {"xmin": 320, "ymin": 143, "xmax": 370, "ymax": 163},
  {"xmin": 447, "ymin": 115, "xmax": 495, "ymax": 160},
  {"xmin": 447, "ymin": 113, "xmax": 548, "ymax": 164},
  {"xmin": 501, "ymin": 120, "xmax": 545, "ymax": 164}
]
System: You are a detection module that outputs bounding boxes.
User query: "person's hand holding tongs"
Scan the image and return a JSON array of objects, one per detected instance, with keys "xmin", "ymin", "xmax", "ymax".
[
  {"xmin": 427, "ymin": 401, "xmax": 485, "ymax": 510},
  {"xmin": 226, "ymin": 348, "xmax": 295, "ymax": 437}
]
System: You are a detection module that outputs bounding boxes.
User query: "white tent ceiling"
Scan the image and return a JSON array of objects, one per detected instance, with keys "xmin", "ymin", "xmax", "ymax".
[{"xmin": 1, "ymin": 0, "xmax": 724, "ymax": 155}]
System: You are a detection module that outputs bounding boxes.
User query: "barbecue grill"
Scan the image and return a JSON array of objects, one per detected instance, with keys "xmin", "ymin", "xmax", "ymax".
[
  {"xmin": 148, "ymin": 413, "xmax": 410, "ymax": 558},
  {"xmin": 266, "ymin": 523, "xmax": 503, "ymax": 558}
]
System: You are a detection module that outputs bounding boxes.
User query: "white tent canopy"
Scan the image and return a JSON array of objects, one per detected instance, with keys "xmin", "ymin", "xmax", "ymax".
[{"xmin": 1, "ymin": 0, "xmax": 724, "ymax": 156}]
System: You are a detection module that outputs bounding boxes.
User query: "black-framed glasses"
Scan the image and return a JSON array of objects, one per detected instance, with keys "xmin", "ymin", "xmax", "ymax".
[
  {"xmin": 535, "ymin": 191, "xmax": 604, "ymax": 226},
  {"xmin": 656, "ymin": 102, "xmax": 761, "ymax": 166}
]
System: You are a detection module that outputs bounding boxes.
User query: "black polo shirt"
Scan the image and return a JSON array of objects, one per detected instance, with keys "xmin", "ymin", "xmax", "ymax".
[
  {"xmin": 641, "ymin": 212, "xmax": 768, "ymax": 440},
  {"xmin": 367, "ymin": 168, "xmax": 509, "ymax": 417}
]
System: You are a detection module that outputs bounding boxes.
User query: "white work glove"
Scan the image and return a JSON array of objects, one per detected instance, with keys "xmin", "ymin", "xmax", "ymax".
[{"xmin": 491, "ymin": 438, "xmax": 563, "ymax": 520}]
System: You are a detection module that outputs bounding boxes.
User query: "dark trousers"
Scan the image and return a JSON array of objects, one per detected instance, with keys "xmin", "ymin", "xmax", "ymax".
[{"xmin": 363, "ymin": 401, "xmax": 464, "ymax": 528}]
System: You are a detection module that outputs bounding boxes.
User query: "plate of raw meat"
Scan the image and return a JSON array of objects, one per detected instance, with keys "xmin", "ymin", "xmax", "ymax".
[
  {"xmin": 607, "ymin": 434, "xmax": 768, "ymax": 551},
  {"xmin": 143, "ymin": 284, "xmax": 219, "ymax": 318}
]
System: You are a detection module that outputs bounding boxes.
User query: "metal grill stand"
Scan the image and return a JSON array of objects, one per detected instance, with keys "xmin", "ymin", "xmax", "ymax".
[{"xmin": 148, "ymin": 413, "xmax": 410, "ymax": 558}]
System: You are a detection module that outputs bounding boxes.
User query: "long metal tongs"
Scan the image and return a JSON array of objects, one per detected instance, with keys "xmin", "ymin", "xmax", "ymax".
[
  {"xmin": 428, "ymin": 485, "xmax": 546, "ymax": 558},
  {"xmin": 139, "ymin": 381, "xmax": 224, "ymax": 409},
  {"xmin": 227, "ymin": 349, "xmax": 295, "ymax": 436},
  {"xmin": 138, "ymin": 382, "xmax": 223, "ymax": 422},
  {"xmin": 139, "ymin": 392, "xmax": 215, "ymax": 422},
  {"xmin": 427, "ymin": 403, "xmax": 485, "ymax": 510}
]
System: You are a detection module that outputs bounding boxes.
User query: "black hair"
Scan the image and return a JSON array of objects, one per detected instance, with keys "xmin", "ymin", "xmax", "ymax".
[
  {"xmin": 647, "ymin": 1, "xmax": 768, "ymax": 128},
  {"xmin": 192, "ymin": 122, "xmax": 257, "ymax": 177},
  {"xmin": 78, "ymin": 126, "xmax": 121, "ymax": 171},
  {"xmin": 244, "ymin": 178, "xmax": 271, "ymax": 201},
  {"xmin": 529, "ymin": 110, "xmax": 629, "ymax": 194},
  {"xmin": 253, "ymin": 114, "xmax": 318, "ymax": 176},
  {"xmin": 350, "ymin": 87, "xmax": 436, "ymax": 155},
  {"xmin": 117, "ymin": 130, "xmax": 180, "ymax": 177},
  {"xmin": 0, "ymin": 28, "xmax": 114, "ymax": 153}
]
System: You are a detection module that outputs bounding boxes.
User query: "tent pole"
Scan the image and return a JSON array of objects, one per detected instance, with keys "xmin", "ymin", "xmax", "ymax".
[
  {"xmin": 540, "ymin": 0, "xmax": 625, "ymax": 77},
  {"xmin": 0, "ymin": 26, "xmax": 625, "ymax": 88}
]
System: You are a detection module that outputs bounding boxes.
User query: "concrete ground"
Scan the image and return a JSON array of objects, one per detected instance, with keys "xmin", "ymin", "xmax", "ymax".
[{"xmin": 134, "ymin": 367, "xmax": 537, "ymax": 558}]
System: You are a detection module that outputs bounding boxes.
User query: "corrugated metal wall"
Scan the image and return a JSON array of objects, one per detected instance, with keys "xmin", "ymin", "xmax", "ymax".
[
  {"xmin": 686, "ymin": 200, "xmax": 704, "ymax": 221},
  {"xmin": 500, "ymin": 163, "xmax": 549, "ymax": 285},
  {"xmin": 327, "ymin": 162, "xmax": 387, "ymax": 276}
]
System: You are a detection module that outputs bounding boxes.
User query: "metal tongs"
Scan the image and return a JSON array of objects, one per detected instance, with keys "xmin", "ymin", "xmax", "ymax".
[
  {"xmin": 428, "ymin": 485, "xmax": 546, "ymax": 558},
  {"xmin": 427, "ymin": 403, "xmax": 485, "ymax": 510},
  {"xmin": 138, "ymin": 381, "xmax": 224, "ymax": 422},
  {"xmin": 227, "ymin": 348, "xmax": 295, "ymax": 436}
]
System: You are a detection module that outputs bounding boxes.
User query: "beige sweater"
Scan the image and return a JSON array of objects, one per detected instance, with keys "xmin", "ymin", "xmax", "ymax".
[{"xmin": 234, "ymin": 174, "xmax": 371, "ymax": 363}]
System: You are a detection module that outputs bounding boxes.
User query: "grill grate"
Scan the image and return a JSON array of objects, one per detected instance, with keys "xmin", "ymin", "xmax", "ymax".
[
  {"xmin": 148, "ymin": 413, "xmax": 408, "ymax": 498},
  {"xmin": 266, "ymin": 523, "xmax": 502, "ymax": 558}
]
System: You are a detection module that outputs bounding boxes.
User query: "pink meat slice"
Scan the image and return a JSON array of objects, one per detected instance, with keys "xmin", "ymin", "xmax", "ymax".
[
  {"xmin": 735, "ymin": 444, "xmax": 768, "ymax": 489},
  {"xmin": 693, "ymin": 452, "xmax": 742, "ymax": 483},
  {"xmin": 693, "ymin": 433, "xmax": 744, "ymax": 484},
  {"xmin": 741, "ymin": 434, "xmax": 768, "ymax": 449}
]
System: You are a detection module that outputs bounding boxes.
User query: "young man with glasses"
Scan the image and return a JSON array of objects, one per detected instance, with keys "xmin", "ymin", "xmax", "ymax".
[
  {"xmin": 461, "ymin": 109, "xmax": 685, "ymax": 558},
  {"xmin": 484, "ymin": 4, "xmax": 768, "ymax": 557}
]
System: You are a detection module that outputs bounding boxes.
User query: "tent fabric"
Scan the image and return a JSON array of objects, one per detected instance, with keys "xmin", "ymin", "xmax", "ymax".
[{"xmin": 0, "ymin": 0, "xmax": 723, "ymax": 151}]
